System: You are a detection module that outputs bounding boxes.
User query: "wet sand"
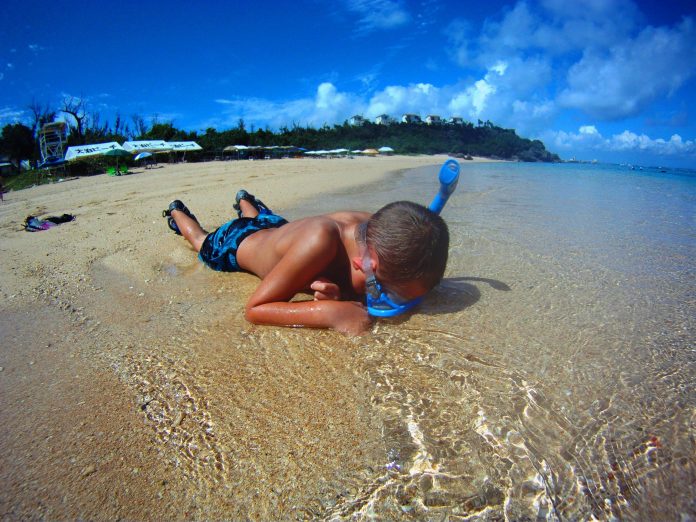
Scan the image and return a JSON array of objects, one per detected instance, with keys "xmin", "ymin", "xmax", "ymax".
[{"xmin": 0, "ymin": 155, "xmax": 490, "ymax": 520}]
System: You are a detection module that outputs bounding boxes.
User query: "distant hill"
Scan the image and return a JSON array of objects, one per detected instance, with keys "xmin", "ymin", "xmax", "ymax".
[{"xmin": 198, "ymin": 120, "xmax": 561, "ymax": 162}]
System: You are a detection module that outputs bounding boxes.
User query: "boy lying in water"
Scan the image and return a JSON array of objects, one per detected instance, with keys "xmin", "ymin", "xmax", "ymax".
[{"xmin": 164, "ymin": 190, "xmax": 449, "ymax": 334}]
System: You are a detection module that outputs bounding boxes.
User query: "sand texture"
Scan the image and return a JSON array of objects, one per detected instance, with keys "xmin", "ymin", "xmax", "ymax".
[{"xmin": 0, "ymin": 155, "xmax": 477, "ymax": 519}]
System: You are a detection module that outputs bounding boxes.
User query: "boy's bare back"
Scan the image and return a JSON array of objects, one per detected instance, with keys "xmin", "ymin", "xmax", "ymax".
[{"xmin": 237, "ymin": 211, "xmax": 373, "ymax": 333}]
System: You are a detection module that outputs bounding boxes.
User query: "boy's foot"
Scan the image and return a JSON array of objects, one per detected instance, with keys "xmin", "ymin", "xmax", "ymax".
[
  {"xmin": 233, "ymin": 189, "xmax": 269, "ymax": 217},
  {"xmin": 162, "ymin": 200, "xmax": 198, "ymax": 235}
]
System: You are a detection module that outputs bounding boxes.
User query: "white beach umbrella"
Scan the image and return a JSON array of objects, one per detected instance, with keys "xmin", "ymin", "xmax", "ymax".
[{"xmin": 134, "ymin": 152, "xmax": 153, "ymax": 161}]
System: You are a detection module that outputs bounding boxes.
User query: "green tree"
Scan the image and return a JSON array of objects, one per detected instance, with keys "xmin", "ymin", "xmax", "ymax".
[
  {"xmin": 146, "ymin": 122, "xmax": 178, "ymax": 141},
  {"xmin": 0, "ymin": 123, "xmax": 35, "ymax": 172}
]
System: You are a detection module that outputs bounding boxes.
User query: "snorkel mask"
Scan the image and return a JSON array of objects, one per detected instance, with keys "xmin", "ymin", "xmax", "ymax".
[{"xmin": 361, "ymin": 159, "xmax": 460, "ymax": 317}]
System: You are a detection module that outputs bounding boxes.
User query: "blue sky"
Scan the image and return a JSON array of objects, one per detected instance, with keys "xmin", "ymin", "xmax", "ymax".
[{"xmin": 1, "ymin": 0, "xmax": 695, "ymax": 167}]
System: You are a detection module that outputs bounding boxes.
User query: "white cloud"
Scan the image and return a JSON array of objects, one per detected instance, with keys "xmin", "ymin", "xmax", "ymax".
[
  {"xmin": 344, "ymin": 0, "xmax": 410, "ymax": 34},
  {"xmin": 512, "ymin": 99, "xmax": 554, "ymax": 120},
  {"xmin": 443, "ymin": 0, "xmax": 696, "ymax": 138},
  {"xmin": 445, "ymin": 57, "xmax": 555, "ymax": 134},
  {"xmin": 213, "ymin": 62, "xmax": 558, "ymax": 137},
  {"xmin": 558, "ymin": 17, "xmax": 696, "ymax": 119},
  {"xmin": 476, "ymin": 0, "xmax": 639, "ymax": 60},
  {"xmin": 546, "ymin": 125, "xmax": 696, "ymax": 156},
  {"xmin": 0, "ymin": 107, "xmax": 25, "ymax": 124},
  {"xmin": 214, "ymin": 82, "xmax": 363, "ymax": 129},
  {"xmin": 579, "ymin": 125, "xmax": 599, "ymax": 136},
  {"xmin": 448, "ymin": 62, "xmax": 506, "ymax": 119},
  {"xmin": 445, "ymin": 19, "xmax": 472, "ymax": 67},
  {"xmin": 365, "ymin": 82, "xmax": 442, "ymax": 118}
]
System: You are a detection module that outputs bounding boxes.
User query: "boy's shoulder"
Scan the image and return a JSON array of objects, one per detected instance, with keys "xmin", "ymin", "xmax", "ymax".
[{"xmin": 284, "ymin": 211, "xmax": 370, "ymax": 234}]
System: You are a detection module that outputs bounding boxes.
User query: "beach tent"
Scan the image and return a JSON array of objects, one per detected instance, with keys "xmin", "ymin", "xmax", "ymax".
[
  {"xmin": 223, "ymin": 145, "xmax": 258, "ymax": 160},
  {"xmin": 65, "ymin": 142, "xmax": 126, "ymax": 161},
  {"xmin": 166, "ymin": 141, "xmax": 202, "ymax": 162},
  {"xmin": 166, "ymin": 141, "xmax": 202, "ymax": 151},
  {"xmin": 122, "ymin": 140, "xmax": 171, "ymax": 153}
]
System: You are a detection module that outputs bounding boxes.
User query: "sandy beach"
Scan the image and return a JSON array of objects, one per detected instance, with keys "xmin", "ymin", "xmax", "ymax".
[
  {"xmin": 0, "ymin": 155, "xmax": 486, "ymax": 520},
  {"xmin": 3, "ymin": 156, "xmax": 694, "ymax": 520}
]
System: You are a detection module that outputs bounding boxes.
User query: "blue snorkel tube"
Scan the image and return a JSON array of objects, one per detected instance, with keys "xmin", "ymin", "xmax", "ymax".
[
  {"xmin": 365, "ymin": 159, "xmax": 460, "ymax": 317},
  {"xmin": 428, "ymin": 159, "xmax": 460, "ymax": 214}
]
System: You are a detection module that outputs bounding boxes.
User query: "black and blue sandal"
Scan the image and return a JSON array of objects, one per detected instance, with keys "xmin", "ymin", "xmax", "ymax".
[
  {"xmin": 162, "ymin": 200, "xmax": 198, "ymax": 235},
  {"xmin": 233, "ymin": 189, "xmax": 269, "ymax": 218}
]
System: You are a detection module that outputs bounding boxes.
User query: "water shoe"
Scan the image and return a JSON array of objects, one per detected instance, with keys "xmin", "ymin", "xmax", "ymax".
[
  {"xmin": 162, "ymin": 200, "xmax": 198, "ymax": 235},
  {"xmin": 233, "ymin": 190, "xmax": 269, "ymax": 217}
]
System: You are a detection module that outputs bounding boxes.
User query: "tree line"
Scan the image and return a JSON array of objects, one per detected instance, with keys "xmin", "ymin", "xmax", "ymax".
[{"xmin": 1, "ymin": 96, "xmax": 560, "ymax": 174}]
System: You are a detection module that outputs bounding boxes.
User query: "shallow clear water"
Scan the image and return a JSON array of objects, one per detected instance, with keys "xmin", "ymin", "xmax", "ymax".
[
  {"xmin": 92, "ymin": 161, "xmax": 695, "ymax": 519},
  {"xmin": 296, "ymin": 161, "xmax": 696, "ymax": 519}
]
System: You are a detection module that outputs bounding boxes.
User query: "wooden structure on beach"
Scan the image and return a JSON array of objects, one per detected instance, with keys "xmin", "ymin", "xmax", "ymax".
[{"xmin": 38, "ymin": 122, "xmax": 67, "ymax": 163}]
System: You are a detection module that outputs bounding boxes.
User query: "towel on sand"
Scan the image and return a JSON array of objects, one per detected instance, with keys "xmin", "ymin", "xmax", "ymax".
[{"xmin": 24, "ymin": 214, "xmax": 75, "ymax": 232}]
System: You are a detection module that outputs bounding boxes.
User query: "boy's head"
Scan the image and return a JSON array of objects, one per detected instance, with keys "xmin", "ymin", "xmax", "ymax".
[{"xmin": 366, "ymin": 201, "xmax": 449, "ymax": 295}]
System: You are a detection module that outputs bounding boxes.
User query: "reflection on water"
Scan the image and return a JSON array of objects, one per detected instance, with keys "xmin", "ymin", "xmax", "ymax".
[{"xmin": 92, "ymin": 162, "xmax": 695, "ymax": 519}]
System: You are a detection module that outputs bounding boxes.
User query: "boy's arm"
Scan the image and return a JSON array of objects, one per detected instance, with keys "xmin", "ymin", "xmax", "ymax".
[
  {"xmin": 246, "ymin": 300, "xmax": 370, "ymax": 335},
  {"xmin": 244, "ymin": 226, "xmax": 371, "ymax": 334}
]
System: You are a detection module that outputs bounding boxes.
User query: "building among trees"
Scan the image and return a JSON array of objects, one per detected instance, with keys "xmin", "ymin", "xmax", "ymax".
[
  {"xmin": 348, "ymin": 115, "xmax": 367, "ymax": 126},
  {"xmin": 401, "ymin": 113, "xmax": 422, "ymax": 124}
]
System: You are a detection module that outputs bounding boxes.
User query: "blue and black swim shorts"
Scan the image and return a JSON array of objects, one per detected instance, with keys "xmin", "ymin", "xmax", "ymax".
[{"xmin": 198, "ymin": 209, "xmax": 288, "ymax": 272}]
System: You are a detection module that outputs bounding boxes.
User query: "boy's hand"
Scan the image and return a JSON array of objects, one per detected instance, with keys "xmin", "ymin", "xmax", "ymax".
[
  {"xmin": 311, "ymin": 278, "xmax": 341, "ymax": 301},
  {"xmin": 332, "ymin": 301, "xmax": 372, "ymax": 335}
]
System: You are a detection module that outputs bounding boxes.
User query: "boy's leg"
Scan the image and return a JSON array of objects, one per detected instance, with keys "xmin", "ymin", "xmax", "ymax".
[
  {"xmin": 238, "ymin": 199, "xmax": 259, "ymax": 218},
  {"xmin": 171, "ymin": 210, "xmax": 208, "ymax": 252}
]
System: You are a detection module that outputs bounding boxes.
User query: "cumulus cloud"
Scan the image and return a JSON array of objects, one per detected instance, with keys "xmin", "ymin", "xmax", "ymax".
[
  {"xmin": 366, "ymin": 82, "xmax": 442, "ymax": 118},
  {"xmin": 449, "ymin": 72, "xmax": 498, "ymax": 118},
  {"xmin": 546, "ymin": 125, "xmax": 696, "ymax": 156},
  {"xmin": 214, "ymin": 82, "xmax": 363, "ymax": 129},
  {"xmin": 445, "ymin": 57, "xmax": 555, "ymax": 134},
  {"xmin": 362, "ymin": 63, "xmax": 553, "ymax": 128},
  {"xmin": 445, "ymin": 19, "xmax": 472, "ymax": 67},
  {"xmin": 558, "ymin": 17, "xmax": 696, "ymax": 119},
  {"xmin": 213, "ymin": 63, "xmax": 556, "ymax": 137},
  {"xmin": 476, "ymin": 0, "xmax": 639, "ymax": 60},
  {"xmin": 445, "ymin": 0, "xmax": 696, "ymax": 132}
]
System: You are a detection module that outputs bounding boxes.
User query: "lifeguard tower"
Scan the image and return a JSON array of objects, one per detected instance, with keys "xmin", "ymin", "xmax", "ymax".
[{"xmin": 38, "ymin": 122, "xmax": 67, "ymax": 164}]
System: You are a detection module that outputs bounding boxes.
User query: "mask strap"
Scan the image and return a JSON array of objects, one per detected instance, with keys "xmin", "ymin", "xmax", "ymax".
[{"xmin": 357, "ymin": 222, "xmax": 382, "ymax": 299}]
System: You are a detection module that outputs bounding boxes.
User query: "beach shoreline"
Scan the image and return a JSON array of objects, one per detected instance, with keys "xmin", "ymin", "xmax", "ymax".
[{"xmin": 0, "ymin": 155, "xmax": 495, "ymax": 519}]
